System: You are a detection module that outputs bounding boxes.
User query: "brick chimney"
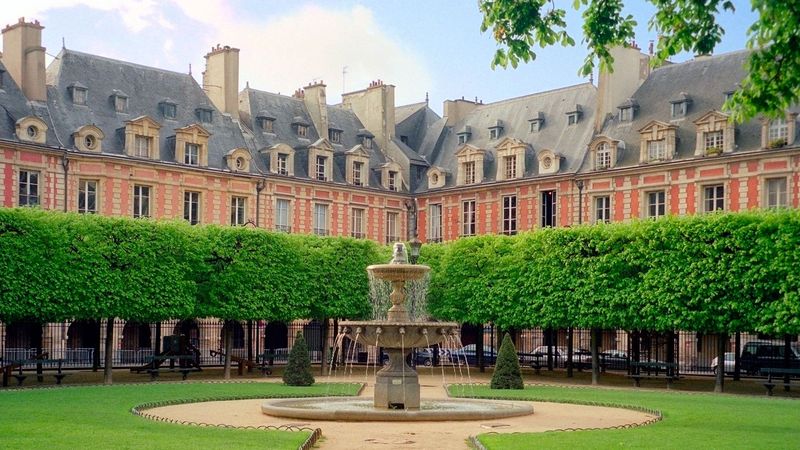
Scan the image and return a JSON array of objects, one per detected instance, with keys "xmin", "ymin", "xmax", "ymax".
[
  {"xmin": 442, "ymin": 97, "xmax": 479, "ymax": 127},
  {"xmin": 2, "ymin": 18, "xmax": 47, "ymax": 102},
  {"xmin": 303, "ymin": 81, "xmax": 328, "ymax": 141},
  {"xmin": 595, "ymin": 45, "xmax": 650, "ymax": 132},
  {"xmin": 341, "ymin": 80, "xmax": 396, "ymax": 150},
  {"xmin": 202, "ymin": 44, "xmax": 239, "ymax": 117}
]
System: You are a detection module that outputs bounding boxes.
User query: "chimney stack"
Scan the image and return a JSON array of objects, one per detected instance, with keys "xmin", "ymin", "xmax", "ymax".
[
  {"xmin": 341, "ymin": 80, "xmax": 396, "ymax": 151},
  {"xmin": 202, "ymin": 44, "xmax": 239, "ymax": 117},
  {"xmin": 303, "ymin": 81, "xmax": 328, "ymax": 140},
  {"xmin": 2, "ymin": 18, "xmax": 47, "ymax": 102}
]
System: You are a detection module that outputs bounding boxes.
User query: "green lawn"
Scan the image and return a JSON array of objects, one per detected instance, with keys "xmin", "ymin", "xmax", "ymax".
[
  {"xmin": 0, "ymin": 382, "xmax": 360, "ymax": 450},
  {"xmin": 448, "ymin": 385, "xmax": 799, "ymax": 449}
]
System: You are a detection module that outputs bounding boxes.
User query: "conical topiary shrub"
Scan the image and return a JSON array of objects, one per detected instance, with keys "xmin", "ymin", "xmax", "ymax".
[
  {"xmin": 283, "ymin": 331, "xmax": 315, "ymax": 386},
  {"xmin": 491, "ymin": 333, "xmax": 524, "ymax": 389}
]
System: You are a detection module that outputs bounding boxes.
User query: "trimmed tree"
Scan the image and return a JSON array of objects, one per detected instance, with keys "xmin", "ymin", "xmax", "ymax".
[
  {"xmin": 283, "ymin": 332, "xmax": 315, "ymax": 386},
  {"xmin": 491, "ymin": 333, "xmax": 523, "ymax": 390}
]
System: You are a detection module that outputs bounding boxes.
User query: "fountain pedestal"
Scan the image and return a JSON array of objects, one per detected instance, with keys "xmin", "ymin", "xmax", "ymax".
[{"xmin": 374, "ymin": 348, "xmax": 420, "ymax": 409}]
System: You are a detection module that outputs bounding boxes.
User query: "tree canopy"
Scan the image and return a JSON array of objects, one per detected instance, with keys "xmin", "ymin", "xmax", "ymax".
[{"xmin": 479, "ymin": 0, "xmax": 799, "ymax": 120}]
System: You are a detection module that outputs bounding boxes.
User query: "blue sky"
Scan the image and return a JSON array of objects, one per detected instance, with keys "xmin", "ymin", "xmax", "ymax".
[{"xmin": 3, "ymin": 1, "xmax": 757, "ymax": 114}]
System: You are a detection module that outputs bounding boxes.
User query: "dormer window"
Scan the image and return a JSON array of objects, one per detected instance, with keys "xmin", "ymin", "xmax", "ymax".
[
  {"xmin": 488, "ymin": 120, "xmax": 504, "ymax": 140},
  {"xmin": 768, "ymin": 117, "xmax": 789, "ymax": 147},
  {"xmin": 257, "ymin": 116, "xmax": 275, "ymax": 133},
  {"xmin": 670, "ymin": 93, "xmax": 691, "ymax": 118},
  {"xmin": 277, "ymin": 153, "xmax": 289, "ymax": 175},
  {"xmin": 292, "ymin": 116, "xmax": 310, "ymax": 138},
  {"xmin": 704, "ymin": 130, "xmax": 724, "ymax": 154},
  {"xmin": 195, "ymin": 108, "xmax": 213, "ymax": 123},
  {"xmin": 693, "ymin": 110, "xmax": 734, "ymax": 156},
  {"xmin": 123, "ymin": 116, "xmax": 161, "ymax": 159},
  {"xmin": 262, "ymin": 143, "xmax": 295, "ymax": 177},
  {"xmin": 456, "ymin": 125, "xmax": 472, "ymax": 145},
  {"xmin": 596, "ymin": 143, "xmax": 611, "ymax": 169},
  {"xmin": 566, "ymin": 105, "xmax": 583, "ymax": 125},
  {"xmin": 638, "ymin": 120, "xmax": 678, "ymax": 163},
  {"xmin": 617, "ymin": 99, "xmax": 637, "ymax": 122},
  {"xmin": 315, "ymin": 155, "xmax": 327, "ymax": 180},
  {"xmin": 494, "ymin": 137, "xmax": 527, "ymax": 181},
  {"xmin": 427, "ymin": 167, "xmax": 447, "ymax": 189},
  {"xmin": 464, "ymin": 161, "xmax": 476, "ymax": 184},
  {"xmin": 647, "ymin": 140, "xmax": 666, "ymax": 160},
  {"xmin": 185, "ymin": 143, "xmax": 200, "ymax": 165},
  {"xmin": 225, "ymin": 148, "xmax": 251, "ymax": 172},
  {"xmin": 363, "ymin": 136, "xmax": 373, "ymax": 149},
  {"xmin": 388, "ymin": 171, "xmax": 398, "ymax": 191},
  {"xmin": 69, "ymin": 82, "xmax": 88, "ymax": 105},
  {"xmin": 329, "ymin": 128, "xmax": 342, "ymax": 144},
  {"xmin": 352, "ymin": 161, "xmax": 364, "ymax": 186},
  {"xmin": 134, "ymin": 135, "xmax": 152, "ymax": 157},
  {"xmin": 504, "ymin": 155, "xmax": 517, "ymax": 179},
  {"xmin": 73, "ymin": 125, "xmax": 105, "ymax": 152},
  {"xmin": 455, "ymin": 143, "xmax": 485, "ymax": 185},
  {"xmin": 174, "ymin": 124, "xmax": 210, "ymax": 167},
  {"xmin": 529, "ymin": 112, "xmax": 544, "ymax": 132},
  {"xmin": 160, "ymin": 100, "xmax": 177, "ymax": 119},
  {"xmin": 381, "ymin": 161, "xmax": 403, "ymax": 191},
  {"xmin": 112, "ymin": 90, "xmax": 128, "ymax": 113}
]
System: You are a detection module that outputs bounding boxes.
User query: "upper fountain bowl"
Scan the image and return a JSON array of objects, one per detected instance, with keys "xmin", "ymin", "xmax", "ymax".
[{"xmin": 367, "ymin": 263, "xmax": 430, "ymax": 282}]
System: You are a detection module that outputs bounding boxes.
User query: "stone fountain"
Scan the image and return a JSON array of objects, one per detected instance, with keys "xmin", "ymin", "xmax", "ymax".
[{"xmin": 261, "ymin": 243, "xmax": 533, "ymax": 421}]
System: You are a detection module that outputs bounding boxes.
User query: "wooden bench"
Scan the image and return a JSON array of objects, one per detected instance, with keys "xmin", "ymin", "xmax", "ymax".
[
  {"xmin": 144, "ymin": 355, "xmax": 200, "ymax": 381},
  {"xmin": 7, "ymin": 359, "xmax": 67, "ymax": 387},
  {"xmin": 760, "ymin": 368, "xmax": 800, "ymax": 396},
  {"xmin": 628, "ymin": 361, "xmax": 679, "ymax": 388}
]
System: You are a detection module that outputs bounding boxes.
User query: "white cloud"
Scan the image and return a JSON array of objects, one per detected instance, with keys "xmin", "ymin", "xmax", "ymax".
[{"xmin": 0, "ymin": 0, "xmax": 163, "ymax": 33}]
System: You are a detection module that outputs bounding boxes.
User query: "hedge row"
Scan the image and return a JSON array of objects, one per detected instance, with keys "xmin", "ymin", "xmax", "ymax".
[
  {"xmin": 421, "ymin": 210, "xmax": 800, "ymax": 335},
  {"xmin": 0, "ymin": 208, "xmax": 386, "ymax": 324}
]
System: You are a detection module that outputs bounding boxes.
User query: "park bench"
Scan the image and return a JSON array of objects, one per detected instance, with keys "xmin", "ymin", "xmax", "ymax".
[
  {"xmin": 144, "ymin": 355, "xmax": 201, "ymax": 381},
  {"xmin": 6, "ymin": 359, "xmax": 67, "ymax": 386},
  {"xmin": 257, "ymin": 351, "xmax": 287, "ymax": 376},
  {"xmin": 759, "ymin": 368, "xmax": 800, "ymax": 396},
  {"xmin": 628, "ymin": 361, "xmax": 680, "ymax": 388}
]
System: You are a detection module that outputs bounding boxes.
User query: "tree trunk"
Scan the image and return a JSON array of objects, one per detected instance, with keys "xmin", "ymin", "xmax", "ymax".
[
  {"xmin": 477, "ymin": 325, "xmax": 485, "ymax": 373},
  {"xmin": 591, "ymin": 328, "xmax": 600, "ymax": 385},
  {"xmin": 223, "ymin": 320, "xmax": 233, "ymax": 380},
  {"xmin": 154, "ymin": 321, "xmax": 162, "ymax": 355},
  {"xmin": 320, "ymin": 318, "xmax": 329, "ymax": 375},
  {"xmin": 714, "ymin": 333, "xmax": 726, "ymax": 393},
  {"xmin": 566, "ymin": 327, "xmax": 574, "ymax": 378},
  {"xmin": 92, "ymin": 320, "xmax": 101, "ymax": 372},
  {"xmin": 35, "ymin": 323, "xmax": 44, "ymax": 382},
  {"xmin": 104, "ymin": 318, "xmax": 115, "ymax": 385}
]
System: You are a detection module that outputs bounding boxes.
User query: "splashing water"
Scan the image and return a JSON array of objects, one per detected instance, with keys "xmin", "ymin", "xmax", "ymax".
[{"xmin": 369, "ymin": 272, "xmax": 431, "ymax": 321}]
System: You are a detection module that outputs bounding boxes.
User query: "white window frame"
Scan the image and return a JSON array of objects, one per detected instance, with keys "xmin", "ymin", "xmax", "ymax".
[
  {"xmin": 464, "ymin": 161, "xmax": 476, "ymax": 185},
  {"xmin": 385, "ymin": 211, "xmax": 399, "ymax": 244},
  {"xmin": 275, "ymin": 198, "xmax": 291, "ymax": 232},
  {"xmin": 352, "ymin": 161, "xmax": 364, "ymax": 186},
  {"xmin": 18, "ymin": 169, "xmax": 40, "ymax": 206},
  {"xmin": 764, "ymin": 177, "xmax": 788, "ymax": 209},
  {"xmin": 134, "ymin": 135, "xmax": 151, "ymax": 158},
  {"xmin": 351, "ymin": 208, "xmax": 365, "ymax": 238},
  {"xmin": 184, "ymin": 191, "xmax": 201, "ymax": 225},
  {"xmin": 461, "ymin": 200, "xmax": 476, "ymax": 236},
  {"xmin": 504, "ymin": 155, "xmax": 517, "ymax": 179},
  {"xmin": 315, "ymin": 155, "xmax": 327, "ymax": 181},
  {"xmin": 768, "ymin": 118, "xmax": 789, "ymax": 143},
  {"xmin": 596, "ymin": 143, "xmax": 611, "ymax": 169},
  {"xmin": 646, "ymin": 190, "xmax": 666, "ymax": 219},
  {"xmin": 647, "ymin": 139, "xmax": 667, "ymax": 161},
  {"xmin": 313, "ymin": 203, "xmax": 329, "ymax": 236},
  {"xmin": 185, "ymin": 143, "xmax": 200, "ymax": 166},
  {"xmin": 594, "ymin": 195, "xmax": 611, "ymax": 224},
  {"xmin": 78, "ymin": 179, "xmax": 98, "ymax": 214},
  {"xmin": 133, "ymin": 184, "xmax": 151, "ymax": 218},
  {"xmin": 231, "ymin": 196, "xmax": 247, "ymax": 226},
  {"xmin": 502, "ymin": 195, "xmax": 517, "ymax": 235},
  {"xmin": 704, "ymin": 130, "xmax": 724, "ymax": 151},
  {"xmin": 276, "ymin": 153, "xmax": 289, "ymax": 176},
  {"xmin": 703, "ymin": 184, "xmax": 725, "ymax": 212},
  {"xmin": 388, "ymin": 171, "xmax": 398, "ymax": 191},
  {"xmin": 428, "ymin": 203, "xmax": 443, "ymax": 243}
]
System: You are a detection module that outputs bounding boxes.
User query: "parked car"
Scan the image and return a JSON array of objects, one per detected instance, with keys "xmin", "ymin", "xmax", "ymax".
[
  {"xmin": 740, "ymin": 341, "xmax": 800, "ymax": 375},
  {"xmin": 413, "ymin": 347, "xmax": 435, "ymax": 367},
  {"xmin": 711, "ymin": 352, "xmax": 735, "ymax": 375},
  {"xmin": 529, "ymin": 346, "xmax": 590, "ymax": 369},
  {"xmin": 450, "ymin": 344, "xmax": 497, "ymax": 365},
  {"xmin": 600, "ymin": 350, "xmax": 629, "ymax": 371}
]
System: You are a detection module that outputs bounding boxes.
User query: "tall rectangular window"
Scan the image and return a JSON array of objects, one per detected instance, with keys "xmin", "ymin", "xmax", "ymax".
[
  {"xmin": 704, "ymin": 130, "xmax": 724, "ymax": 151},
  {"xmin": 184, "ymin": 143, "xmax": 199, "ymax": 166},
  {"xmin": 114, "ymin": 96, "xmax": 128, "ymax": 113},
  {"xmin": 541, "ymin": 190, "xmax": 556, "ymax": 227},
  {"xmin": 352, "ymin": 161, "xmax": 364, "ymax": 186},
  {"xmin": 230, "ymin": 196, "xmax": 246, "ymax": 226},
  {"xmin": 703, "ymin": 184, "xmax": 725, "ymax": 212},
  {"xmin": 428, "ymin": 204, "xmax": 442, "ymax": 243},
  {"xmin": 647, "ymin": 191, "xmax": 666, "ymax": 219},
  {"xmin": 315, "ymin": 155, "xmax": 327, "ymax": 181},
  {"xmin": 464, "ymin": 161, "xmax": 476, "ymax": 184},
  {"xmin": 132, "ymin": 185, "xmax": 150, "ymax": 218},
  {"xmin": 313, "ymin": 203, "xmax": 329, "ymax": 235},
  {"xmin": 78, "ymin": 179, "xmax": 97, "ymax": 214},
  {"xmin": 504, "ymin": 155, "xmax": 517, "ymax": 179},
  {"xmin": 275, "ymin": 198, "xmax": 291, "ymax": 232},
  {"xmin": 388, "ymin": 171, "xmax": 398, "ymax": 191},
  {"xmin": 385, "ymin": 211, "xmax": 399, "ymax": 244},
  {"xmin": 184, "ymin": 191, "xmax": 201, "ymax": 225},
  {"xmin": 18, "ymin": 170, "xmax": 39, "ymax": 206},
  {"xmin": 461, "ymin": 200, "xmax": 476, "ymax": 236},
  {"xmin": 277, "ymin": 153, "xmax": 288, "ymax": 175},
  {"xmin": 502, "ymin": 195, "xmax": 517, "ymax": 235},
  {"xmin": 764, "ymin": 178, "xmax": 788, "ymax": 208},
  {"xmin": 297, "ymin": 125, "xmax": 308, "ymax": 137},
  {"xmin": 134, "ymin": 135, "xmax": 151, "ymax": 158},
  {"xmin": 647, "ymin": 140, "xmax": 666, "ymax": 161},
  {"xmin": 351, "ymin": 208, "xmax": 365, "ymax": 238},
  {"xmin": 329, "ymin": 129, "xmax": 341, "ymax": 143},
  {"xmin": 768, "ymin": 118, "xmax": 789, "ymax": 144},
  {"xmin": 594, "ymin": 196, "xmax": 611, "ymax": 224}
]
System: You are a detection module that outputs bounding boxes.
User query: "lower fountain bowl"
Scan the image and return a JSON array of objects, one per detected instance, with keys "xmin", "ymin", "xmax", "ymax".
[{"xmin": 261, "ymin": 396, "xmax": 534, "ymax": 422}]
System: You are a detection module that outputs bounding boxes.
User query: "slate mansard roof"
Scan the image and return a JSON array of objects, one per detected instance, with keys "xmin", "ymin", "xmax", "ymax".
[
  {"xmin": 420, "ymin": 83, "xmax": 598, "ymax": 191},
  {"xmin": 45, "ymin": 49, "xmax": 249, "ymax": 171},
  {"xmin": 588, "ymin": 50, "xmax": 787, "ymax": 171},
  {"xmin": 0, "ymin": 60, "xmax": 59, "ymax": 146},
  {"xmin": 239, "ymin": 87, "xmax": 390, "ymax": 187}
]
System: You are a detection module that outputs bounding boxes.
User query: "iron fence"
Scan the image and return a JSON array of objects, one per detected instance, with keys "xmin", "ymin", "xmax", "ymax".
[{"xmin": 1, "ymin": 320, "xmax": 796, "ymax": 378}]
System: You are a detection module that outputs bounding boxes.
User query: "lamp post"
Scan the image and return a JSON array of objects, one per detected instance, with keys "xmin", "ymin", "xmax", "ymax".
[
  {"xmin": 408, "ymin": 236, "xmax": 422, "ymax": 265},
  {"xmin": 575, "ymin": 179, "xmax": 585, "ymax": 225}
]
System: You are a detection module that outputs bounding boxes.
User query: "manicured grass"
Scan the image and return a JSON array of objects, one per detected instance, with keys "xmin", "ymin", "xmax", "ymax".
[
  {"xmin": 0, "ymin": 382, "xmax": 360, "ymax": 449},
  {"xmin": 449, "ymin": 385, "xmax": 800, "ymax": 449}
]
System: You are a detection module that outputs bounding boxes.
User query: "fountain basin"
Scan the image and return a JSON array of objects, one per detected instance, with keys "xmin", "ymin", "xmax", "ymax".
[
  {"xmin": 261, "ymin": 397, "xmax": 534, "ymax": 421},
  {"xmin": 339, "ymin": 321, "xmax": 459, "ymax": 348},
  {"xmin": 367, "ymin": 263, "xmax": 429, "ymax": 282}
]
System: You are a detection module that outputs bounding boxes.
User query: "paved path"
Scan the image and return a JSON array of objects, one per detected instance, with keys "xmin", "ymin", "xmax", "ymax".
[{"xmin": 147, "ymin": 374, "xmax": 655, "ymax": 449}]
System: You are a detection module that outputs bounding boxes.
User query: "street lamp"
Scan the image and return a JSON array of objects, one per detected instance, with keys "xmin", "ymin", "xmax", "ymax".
[
  {"xmin": 408, "ymin": 236, "xmax": 422, "ymax": 265},
  {"xmin": 575, "ymin": 179, "xmax": 585, "ymax": 225}
]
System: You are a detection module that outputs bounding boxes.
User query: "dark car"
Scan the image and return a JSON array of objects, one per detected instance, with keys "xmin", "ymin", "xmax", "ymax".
[
  {"xmin": 740, "ymin": 341, "xmax": 800, "ymax": 375},
  {"xmin": 450, "ymin": 344, "xmax": 497, "ymax": 365},
  {"xmin": 413, "ymin": 347, "xmax": 435, "ymax": 367},
  {"xmin": 599, "ymin": 350, "xmax": 629, "ymax": 371}
]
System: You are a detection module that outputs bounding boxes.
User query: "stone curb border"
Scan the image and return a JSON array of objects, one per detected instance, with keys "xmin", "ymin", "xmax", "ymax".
[{"xmin": 449, "ymin": 383, "xmax": 663, "ymax": 448}]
